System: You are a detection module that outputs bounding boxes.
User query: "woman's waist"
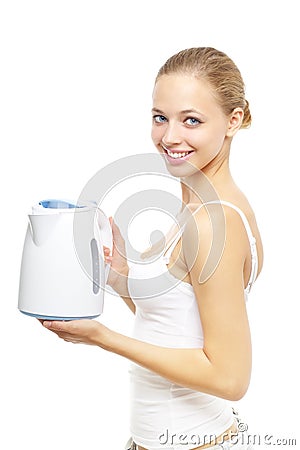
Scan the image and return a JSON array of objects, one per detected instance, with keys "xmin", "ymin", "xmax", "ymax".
[{"xmin": 130, "ymin": 377, "xmax": 236, "ymax": 449}]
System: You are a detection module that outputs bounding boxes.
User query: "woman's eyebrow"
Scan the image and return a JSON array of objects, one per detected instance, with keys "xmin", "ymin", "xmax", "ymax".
[
  {"xmin": 151, "ymin": 108, "xmax": 165, "ymax": 114},
  {"xmin": 181, "ymin": 108, "xmax": 207, "ymax": 119}
]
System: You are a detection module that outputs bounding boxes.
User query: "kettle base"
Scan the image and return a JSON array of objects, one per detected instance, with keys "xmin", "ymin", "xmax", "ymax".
[{"xmin": 19, "ymin": 310, "xmax": 100, "ymax": 320}]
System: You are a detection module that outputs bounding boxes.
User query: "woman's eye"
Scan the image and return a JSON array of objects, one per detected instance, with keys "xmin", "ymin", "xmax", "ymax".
[
  {"xmin": 185, "ymin": 117, "xmax": 201, "ymax": 126},
  {"xmin": 153, "ymin": 115, "xmax": 167, "ymax": 123}
]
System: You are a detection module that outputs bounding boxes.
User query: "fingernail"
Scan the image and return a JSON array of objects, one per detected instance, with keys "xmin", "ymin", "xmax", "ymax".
[{"xmin": 43, "ymin": 321, "xmax": 52, "ymax": 328}]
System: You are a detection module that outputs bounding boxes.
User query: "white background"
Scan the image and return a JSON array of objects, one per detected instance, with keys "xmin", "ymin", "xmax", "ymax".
[{"xmin": 0, "ymin": 0, "xmax": 299, "ymax": 448}]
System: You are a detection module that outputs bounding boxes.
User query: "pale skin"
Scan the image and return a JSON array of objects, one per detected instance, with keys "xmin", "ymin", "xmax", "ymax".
[{"xmin": 41, "ymin": 74, "xmax": 263, "ymax": 450}]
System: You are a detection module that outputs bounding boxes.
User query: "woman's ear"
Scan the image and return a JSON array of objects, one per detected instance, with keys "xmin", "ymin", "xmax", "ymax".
[{"xmin": 226, "ymin": 108, "xmax": 244, "ymax": 137}]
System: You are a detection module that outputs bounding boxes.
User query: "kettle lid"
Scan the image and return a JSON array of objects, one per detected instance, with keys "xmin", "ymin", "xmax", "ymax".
[
  {"xmin": 31, "ymin": 199, "xmax": 95, "ymax": 215},
  {"xmin": 39, "ymin": 199, "xmax": 85, "ymax": 209}
]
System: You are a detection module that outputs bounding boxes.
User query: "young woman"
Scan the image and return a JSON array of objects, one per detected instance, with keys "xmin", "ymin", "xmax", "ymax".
[{"xmin": 41, "ymin": 47, "xmax": 263, "ymax": 450}]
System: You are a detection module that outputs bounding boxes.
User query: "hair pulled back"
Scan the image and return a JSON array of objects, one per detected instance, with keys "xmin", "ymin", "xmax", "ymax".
[{"xmin": 156, "ymin": 47, "xmax": 251, "ymax": 129}]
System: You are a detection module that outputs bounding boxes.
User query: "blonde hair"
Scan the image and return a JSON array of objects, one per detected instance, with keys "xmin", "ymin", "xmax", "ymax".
[{"xmin": 156, "ymin": 47, "xmax": 251, "ymax": 129}]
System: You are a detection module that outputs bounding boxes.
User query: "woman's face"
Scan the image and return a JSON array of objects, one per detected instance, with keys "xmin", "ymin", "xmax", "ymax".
[{"xmin": 151, "ymin": 74, "xmax": 232, "ymax": 178}]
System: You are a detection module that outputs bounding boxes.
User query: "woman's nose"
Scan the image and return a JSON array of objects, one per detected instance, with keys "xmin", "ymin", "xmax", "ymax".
[{"xmin": 162, "ymin": 122, "xmax": 182, "ymax": 146}]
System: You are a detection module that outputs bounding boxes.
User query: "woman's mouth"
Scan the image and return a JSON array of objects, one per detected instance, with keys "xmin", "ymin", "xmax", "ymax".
[{"xmin": 161, "ymin": 145, "xmax": 195, "ymax": 164}]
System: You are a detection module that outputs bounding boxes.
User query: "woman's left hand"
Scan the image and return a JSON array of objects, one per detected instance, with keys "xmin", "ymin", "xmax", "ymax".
[{"xmin": 40, "ymin": 319, "xmax": 112, "ymax": 348}]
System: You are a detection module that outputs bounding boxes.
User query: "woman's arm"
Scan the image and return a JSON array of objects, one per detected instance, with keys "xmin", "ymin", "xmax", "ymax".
[{"xmin": 43, "ymin": 205, "xmax": 252, "ymax": 401}]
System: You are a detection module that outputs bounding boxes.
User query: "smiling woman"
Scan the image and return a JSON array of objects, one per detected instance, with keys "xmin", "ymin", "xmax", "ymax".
[
  {"xmin": 41, "ymin": 47, "xmax": 263, "ymax": 450},
  {"xmin": 150, "ymin": 47, "xmax": 251, "ymax": 175}
]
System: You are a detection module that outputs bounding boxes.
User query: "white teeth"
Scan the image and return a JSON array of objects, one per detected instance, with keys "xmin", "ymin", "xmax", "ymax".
[{"xmin": 166, "ymin": 149, "xmax": 191, "ymax": 159}]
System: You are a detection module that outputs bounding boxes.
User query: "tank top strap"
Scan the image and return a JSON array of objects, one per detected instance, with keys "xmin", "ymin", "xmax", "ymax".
[
  {"xmin": 203, "ymin": 201, "xmax": 258, "ymax": 293},
  {"xmin": 162, "ymin": 200, "xmax": 258, "ymax": 293},
  {"xmin": 162, "ymin": 228, "xmax": 184, "ymax": 263}
]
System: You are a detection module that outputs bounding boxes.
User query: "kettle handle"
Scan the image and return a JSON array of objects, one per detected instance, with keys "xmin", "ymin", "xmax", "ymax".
[{"xmin": 96, "ymin": 208, "xmax": 113, "ymax": 283}]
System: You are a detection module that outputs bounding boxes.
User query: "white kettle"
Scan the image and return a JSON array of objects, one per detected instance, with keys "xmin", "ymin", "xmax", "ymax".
[{"xmin": 18, "ymin": 199, "xmax": 113, "ymax": 320}]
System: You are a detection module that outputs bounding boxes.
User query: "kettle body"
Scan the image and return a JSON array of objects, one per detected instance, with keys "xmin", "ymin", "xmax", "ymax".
[{"xmin": 18, "ymin": 199, "xmax": 113, "ymax": 320}]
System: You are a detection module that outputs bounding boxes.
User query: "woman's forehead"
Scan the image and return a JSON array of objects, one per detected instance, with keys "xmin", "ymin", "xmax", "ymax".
[{"xmin": 152, "ymin": 74, "xmax": 220, "ymax": 114}]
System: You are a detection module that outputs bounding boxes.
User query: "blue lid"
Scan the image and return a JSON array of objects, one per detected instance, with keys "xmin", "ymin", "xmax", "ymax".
[{"xmin": 39, "ymin": 199, "xmax": 85, "ymax": 209}]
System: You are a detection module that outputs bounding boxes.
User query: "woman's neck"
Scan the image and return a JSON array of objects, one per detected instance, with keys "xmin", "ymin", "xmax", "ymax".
[{"xmin": 180, "ymin": 158, "xmax": 234, "ymax": 207}]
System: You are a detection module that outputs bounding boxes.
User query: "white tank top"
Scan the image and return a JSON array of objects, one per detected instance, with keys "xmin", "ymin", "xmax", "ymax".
[{"xmin": 127, "ymin": 201, "xmax": 258, "ymax": 450}]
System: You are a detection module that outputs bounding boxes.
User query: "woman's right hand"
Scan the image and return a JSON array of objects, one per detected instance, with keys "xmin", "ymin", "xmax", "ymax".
[{"xmin": 103, "ymin": 217, "xmax": 129, "ymax": 295}]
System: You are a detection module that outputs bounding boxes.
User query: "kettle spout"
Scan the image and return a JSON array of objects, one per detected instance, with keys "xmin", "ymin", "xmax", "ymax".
[{"xmin": 29, "ymin": 214, "xmax": 61, "ymax": 246}]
